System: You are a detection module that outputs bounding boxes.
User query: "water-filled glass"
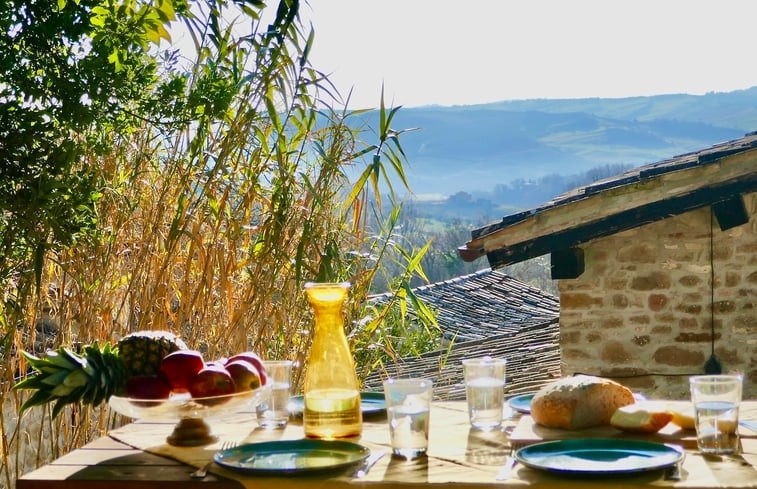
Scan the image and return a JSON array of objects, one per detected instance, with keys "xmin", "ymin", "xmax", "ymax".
[
  {"xmin": 383, "ymin": 377, "xmax": 433, "ymax": 459},
  {"xmin": 690, "ymin": 374, "xmax": 743, "ymax": 454},
  {"xmin": 256, "ymin": 360, "xmax": 293, "ymax": 429},
  {"xmin": 463, "ymin": 356, "xmax": 506, "ymax": 430}
]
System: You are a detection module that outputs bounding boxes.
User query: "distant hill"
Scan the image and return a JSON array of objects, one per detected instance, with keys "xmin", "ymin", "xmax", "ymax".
[{"xmin": 379, "ymin": 87, "xmax": 757, "ymax": 202}]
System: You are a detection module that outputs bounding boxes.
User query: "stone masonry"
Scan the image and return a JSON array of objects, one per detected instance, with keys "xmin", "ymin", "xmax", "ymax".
[{"xmin": 558, "ymin": 192, "xmax": 756, "ymax": 399}]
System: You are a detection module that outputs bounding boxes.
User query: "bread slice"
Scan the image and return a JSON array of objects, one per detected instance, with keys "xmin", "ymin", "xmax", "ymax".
[
  {"xmin": 610, "ymin": 405, "xmax": 673, "ymax": 433},
  {"xmin": 531, "ymin": 375, "xmax": 635, "ymax": 429}
]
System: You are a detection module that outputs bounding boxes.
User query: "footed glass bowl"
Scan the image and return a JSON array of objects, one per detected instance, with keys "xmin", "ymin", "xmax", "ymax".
[{"xmin": 109, "ymin": 388, "xmax": 263, "ymax": 447}]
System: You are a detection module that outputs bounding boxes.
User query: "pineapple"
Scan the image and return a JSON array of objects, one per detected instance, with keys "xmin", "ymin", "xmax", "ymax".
[
  {"xmin": 117, "ymin": 330, "xmax": 187, "ymax": 377},
  {"xmin": 13, "ymin": 330, "xmax": 186, "ymax": 417}
]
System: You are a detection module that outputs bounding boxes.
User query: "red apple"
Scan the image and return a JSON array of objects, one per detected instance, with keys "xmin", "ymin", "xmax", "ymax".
[
  {"xmin": 226, "ymin": 351, "xmax": 267, "ymax": 386},
  {"xmin": 225, "ymin": 360, "xmax": 262, "ymax": 392},
  {"xmin": 125, "ymin": 374, "xmax": 172, "ymax": 407},
  {"xmin": 188, "ymin": 365, "xmax": 236, "ymax": 405},
  {"xmin": 205, "ymin": 359, "xmax": 227, "ymax": 369},
  {"xmin": 160, "ymin": 349, "xmax": 205, "ymax": 392}
]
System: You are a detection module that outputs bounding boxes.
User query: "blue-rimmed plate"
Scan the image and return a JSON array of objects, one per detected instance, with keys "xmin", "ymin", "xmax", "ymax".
[
  {"xmin": 740, "ymin": 420, "xmax": 757, "ymax": 433},
  {"xmin": 288, "ymin": 392, "xmax": 386, "ymax": 418},
  {"xmin": 214, "ymin": 439, "xmax": 370, "ymax": 474},
  {"xmin": 507, "ymin": 393, "xmax": 534, "ymax": 414},
  {"xmin": 515, "ymin": 439, "xmax": 684, "ymax": 475}
]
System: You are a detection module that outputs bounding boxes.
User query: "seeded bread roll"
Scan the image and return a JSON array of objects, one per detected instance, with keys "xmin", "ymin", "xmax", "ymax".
[{"xmin": 531, "ymin": 375, "xmax": 635, "ymax": 429}]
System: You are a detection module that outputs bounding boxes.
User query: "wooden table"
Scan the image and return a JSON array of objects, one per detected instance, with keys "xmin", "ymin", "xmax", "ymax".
[{"xmin": 17, "ymin": 400, "xmax": 757, "ymax": 489}]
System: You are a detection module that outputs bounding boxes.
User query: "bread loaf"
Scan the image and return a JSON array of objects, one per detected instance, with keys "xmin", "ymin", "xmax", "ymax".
[
  {"xmin": 531, "ymin": 375, "xmax": 635, "ymax": 429},
  {"xmin": 667, "ymin": 403, "xmax": 695, "ymax": 430}
]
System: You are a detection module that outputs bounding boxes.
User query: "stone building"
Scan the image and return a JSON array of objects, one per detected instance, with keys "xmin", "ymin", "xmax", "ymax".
[{"xmin": 459, "ymin": 133, "xmax": 757, "ymax": 399}]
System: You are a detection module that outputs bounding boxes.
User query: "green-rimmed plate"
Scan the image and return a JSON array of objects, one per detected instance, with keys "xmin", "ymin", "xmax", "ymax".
[
  {"xmin": 214, "ymin": 439, "xmax": 370, "ymax": 474},
  {"xmin": 508, "ymin": 393, "xmax": 534, "ymax": 414},
  {"xmin": 288, "ymin": 392, "xmax": 386, "ymax": 418},
  {"xmin": 515, "ymin": 439, "xmax": 684, "ymax": 475}
]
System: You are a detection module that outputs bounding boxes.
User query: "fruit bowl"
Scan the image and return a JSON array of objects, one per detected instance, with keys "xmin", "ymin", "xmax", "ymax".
[{"xmin": 109, "ymin": 388, "xmax": 264, "ymax": 447}]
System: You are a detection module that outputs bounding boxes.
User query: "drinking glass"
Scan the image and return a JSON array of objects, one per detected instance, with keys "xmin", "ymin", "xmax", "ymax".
[
  {"xmin": 689, "ymin": 374, "xmax": 743, "ymax": 454},
  {"xmin": 382, "ymin": 377, "xmax": 433, "ymax": 459},
  {"xmin": 255, "ymin": 360, "xmax": 293, "ymax": 429},
  {"xmin": 462, "ymin": 357, "xmax": 506, "ymax": 431}
]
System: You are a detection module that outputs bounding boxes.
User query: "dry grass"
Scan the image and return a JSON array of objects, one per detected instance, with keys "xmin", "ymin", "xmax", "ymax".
[{"xmin": 0, "ymin": 4, "xmax": 438, "ymax": 487}]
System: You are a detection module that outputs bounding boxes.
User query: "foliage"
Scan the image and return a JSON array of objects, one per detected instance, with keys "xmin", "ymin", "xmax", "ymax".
[
  {"xmin": 370, "ymin": 208, "xmax": 558, "ymax": 297},
  {"xmin": 0, "ymin": 1, "xmax": 439, "ymax": 486},
  {"xmin": 0, "ymin": 0, "xmax": 191, "ymax": 288}
]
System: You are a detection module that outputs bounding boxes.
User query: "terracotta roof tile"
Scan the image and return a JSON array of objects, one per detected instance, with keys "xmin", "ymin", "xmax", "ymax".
[
  {"xmin": 370, "ymin": 269, "xmax": 559, "ymax": 342},
  {"xmin": 365, "ymin": 270, "xmax": 561, "ymax": 399}
]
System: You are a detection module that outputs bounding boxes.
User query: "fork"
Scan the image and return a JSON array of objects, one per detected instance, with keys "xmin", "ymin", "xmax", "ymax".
[
  {"xmin": 496, "ymin": 454, "xmax": 517, "ymax": 480},
  {"xmin": 496, "ymin": 444, "xmax": 518, "ymax": 481},
  {"xmin": 190, "ymin": 440, "xmax": 236, "ymax": 479},
  {"xmin": 352, "ymin": 450, "xmax": 387, "ymax": 479},
  {"xmin": 665, "ymin": 452, "xmax": 685, "ymax": 481}
]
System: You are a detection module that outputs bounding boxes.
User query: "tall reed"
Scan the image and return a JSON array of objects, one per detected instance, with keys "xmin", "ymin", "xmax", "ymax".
[{"xmin": 0, "ymin": 2, "xmax": 438, "ymax": 487}]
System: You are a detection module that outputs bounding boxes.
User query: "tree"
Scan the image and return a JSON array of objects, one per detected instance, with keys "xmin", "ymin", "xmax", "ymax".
[{"xmin": 0, "ymin": 0, "xmax": 190, "ymax": 288}]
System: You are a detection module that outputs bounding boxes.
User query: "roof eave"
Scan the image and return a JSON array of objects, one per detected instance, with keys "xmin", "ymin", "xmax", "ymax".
[{"xmin": 459, "ymin": 144, "xmax": 757, "ymax": 269}]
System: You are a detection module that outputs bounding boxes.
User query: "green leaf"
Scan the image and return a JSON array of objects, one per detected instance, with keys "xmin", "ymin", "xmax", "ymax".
[
  {"xmin": 41, "ymin": 369, "xmax": 71, "ymax": 387},
  {"xmin": 44, "ymin": 351, "xmax": 75, "ymax": 370},
  {"xmin": 62, "ymin": 369, "xmax": 90, "ymax": 388},
  {"xmin": 107, "ymin": 49, "xmax": 122, "ymax": 72},
  {"xmin": 34, "ymin": 240, "xmax": 44, "ymax": 294},
  {"xmin": 345, "ymin": 165, "xmax": 373, "ymax": 209},
  {"xmin": 301, "ymin": 27, "xmax": 314, "ymax": 68},
  {"xmin": 13, "ymin": 375, "xmax": 45, "ymax": 391},
  {"xmin": 145, "ymin": 28, "xmax": 161, "ymax": 44},
  {"xmin": 51, "ymin": 383, "xmax": 74, "ymax": 397},
  {"xmin": 157, "ymin": 0, "xmax": 176, "ymax": 22},
  {"xmin": 52, "ymin": 398, "xmax": 70, "ymax": 418},
  {"xmin": 20, "ymin": 390, "xmax": 55, "ymax": 412}
]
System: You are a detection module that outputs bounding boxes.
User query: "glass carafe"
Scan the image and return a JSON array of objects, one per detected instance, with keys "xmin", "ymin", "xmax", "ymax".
[{"xmin": 302, "ymin": 281, "xmax": 362, "ymax": 438}]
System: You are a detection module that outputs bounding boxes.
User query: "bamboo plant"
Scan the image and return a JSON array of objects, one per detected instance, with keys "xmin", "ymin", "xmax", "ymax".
[{"xmin": 0, "ymin": 1, "xmax": 439, "ymax": 487}]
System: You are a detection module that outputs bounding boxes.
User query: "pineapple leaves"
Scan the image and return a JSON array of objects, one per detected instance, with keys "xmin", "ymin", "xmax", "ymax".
[
  {"xmin": 13, "ymin": 341, "xmax": 127, "ymax": 416},
  {"xmin": 19, "ymin": 390, "xmax": 56, "ymax": 413}
]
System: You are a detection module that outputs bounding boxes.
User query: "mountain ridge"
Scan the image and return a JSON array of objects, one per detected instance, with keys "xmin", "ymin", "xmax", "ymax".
[{"xmin": 380, "ymin": 87, "xmax": 757, "ymax": 200}]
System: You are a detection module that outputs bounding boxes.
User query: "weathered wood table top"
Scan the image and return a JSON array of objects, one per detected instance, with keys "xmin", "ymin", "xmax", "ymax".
[{"xmin": 17, "ymin": 400, "xmax": 757, "ymax": 489}]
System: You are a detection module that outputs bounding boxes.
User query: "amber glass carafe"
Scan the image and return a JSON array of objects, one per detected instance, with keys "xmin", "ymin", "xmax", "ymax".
[{"xmin": 302, "ymin": 282, "xmax": 362, "ymax": 438}]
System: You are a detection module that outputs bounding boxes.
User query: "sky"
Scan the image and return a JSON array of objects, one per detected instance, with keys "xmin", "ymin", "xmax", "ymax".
[{"xmin": 298, "ymin": 0, "xmax": 757, "ymax": 109}]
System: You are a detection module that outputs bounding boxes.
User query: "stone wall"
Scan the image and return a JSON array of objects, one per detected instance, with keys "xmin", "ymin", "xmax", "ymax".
[{"xmin": 558, "ymin": 192, "xmax": 756, "ymax": 399}]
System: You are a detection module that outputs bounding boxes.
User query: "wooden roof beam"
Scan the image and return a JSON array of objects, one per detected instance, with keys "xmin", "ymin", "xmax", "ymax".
[
  {"xmin": 482, "ymin": 176, "xmax": 757, "ymax": 269},
  {"xmin": 458, "ymin": 150, "xmax": 757, "ymax": 266}
]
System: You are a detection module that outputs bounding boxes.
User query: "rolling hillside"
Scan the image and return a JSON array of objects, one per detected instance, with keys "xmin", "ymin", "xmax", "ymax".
[{"xmin": 381, "ymin": 87, "xmax": 757, "ymax": 200}]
